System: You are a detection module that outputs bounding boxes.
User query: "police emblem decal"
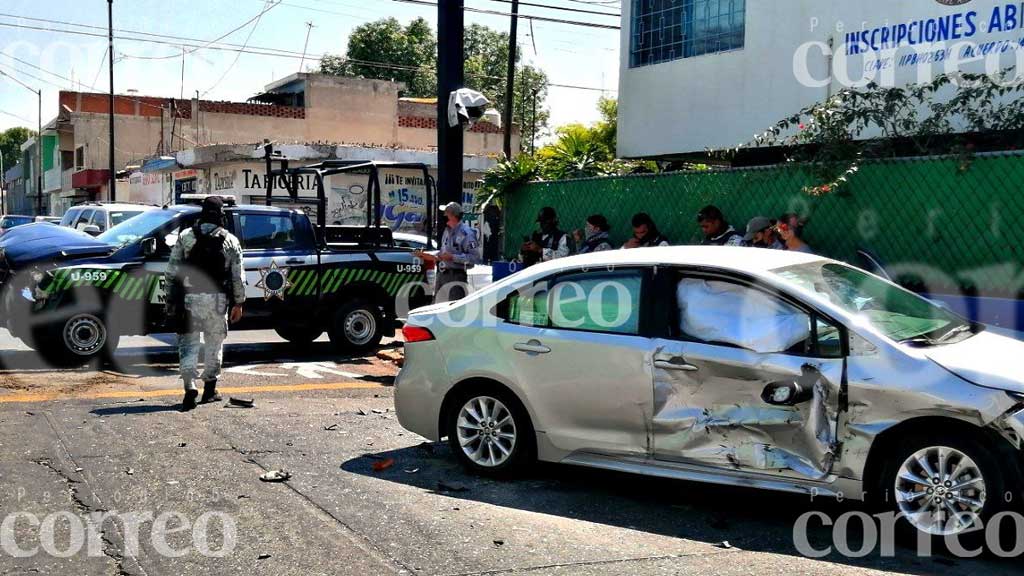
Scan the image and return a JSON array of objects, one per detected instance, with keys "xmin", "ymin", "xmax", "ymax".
[{"xmin": 255, "ymin": 261, "xmax": 292, "ymax": 301}]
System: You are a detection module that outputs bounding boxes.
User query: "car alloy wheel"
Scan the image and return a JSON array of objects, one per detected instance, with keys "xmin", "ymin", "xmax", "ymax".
[
  {"xmin": 62, "ymin": 313, "xmax": 107, "ymax": 357},
  {"xmin": 456, "ymin": 396, "xmax": 518, "ymax": 468},
  {"xmin": 894, "ymin": 445, "xmax": 987, "ymax": 536}
]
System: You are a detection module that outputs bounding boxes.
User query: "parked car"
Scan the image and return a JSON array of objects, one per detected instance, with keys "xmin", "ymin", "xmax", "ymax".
[
  {"xmin": 34, "ymin": 216, "xmax": 61, "ymax": 224},
  {"xmin": 0, "ymin": 215, "xmax": 34, "ymax": 235},
  {"xmin": 396, "ymin": 246, "xmax": 1024, "ymax": 541},
  {"xmin": 60, "ymin": 203, "xmax": 158, "ymax": 236},
  {"xmin": 392, "ymin": 232, "xmax": 493, "ymax": 294}
]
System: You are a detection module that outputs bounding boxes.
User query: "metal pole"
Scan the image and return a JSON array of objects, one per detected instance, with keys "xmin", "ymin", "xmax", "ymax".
[
  {"xmin": 107, "ymin": 0, "xmax": 116, "ymax": 202},
  {"xmin": 437, "ymin": 0, "xmax": 464, "ymax": 215},
  {"xmin": 0, "ymin": 149, "xmax": 5, "ymax": 215},
  {"xmin": 37, "ymin": 89, "xmax": 42, "ymax": 217},
  {"xmin": 502, "ymin": 0, "xmax": 519, "ymax": 160},
  {"xmin": 530, "ymin": 88, "xmax": 537, "ymax": 154}
]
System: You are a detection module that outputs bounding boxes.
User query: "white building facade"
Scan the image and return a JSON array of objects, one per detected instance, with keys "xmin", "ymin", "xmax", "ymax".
[{"xmin": 618, "ymin": 0, "xmax": 1024, "ymax": 158}]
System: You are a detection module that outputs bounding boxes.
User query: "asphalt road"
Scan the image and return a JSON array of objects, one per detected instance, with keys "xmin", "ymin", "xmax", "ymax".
[{"xmin": 0, "ymin": 329, "xmax": 1018, "ymax": 575}]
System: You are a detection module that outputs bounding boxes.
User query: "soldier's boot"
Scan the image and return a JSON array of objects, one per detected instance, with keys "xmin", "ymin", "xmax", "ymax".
[
  {"xmin": 201, "ymin": 379, "xmax": 222, "ymax": 404},
  {"xmin": 181, "ymin": 389, "xmax": 199, "ymax": 412}
]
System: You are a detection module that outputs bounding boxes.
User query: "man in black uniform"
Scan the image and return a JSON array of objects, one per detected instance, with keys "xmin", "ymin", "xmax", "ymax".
[
  {"xmin": 520, "ymin": 207, "xmax": 571, "ymax": 266},
  {"xmin": 697, "ymin": 205, "xmax": 744, "ymax": 246}
]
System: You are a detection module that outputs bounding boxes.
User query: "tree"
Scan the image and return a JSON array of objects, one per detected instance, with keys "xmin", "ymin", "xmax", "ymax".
[
  {"xmin": 320, "ymin": 17, "xmax": 436, "ymax": 97},
  {"xmin": 0, "ymin": 127, "xmax": 33, "ymax": 173},
  {"xmin": 319, "ymin": 18, "xmax": 550, "ymax": 152}
]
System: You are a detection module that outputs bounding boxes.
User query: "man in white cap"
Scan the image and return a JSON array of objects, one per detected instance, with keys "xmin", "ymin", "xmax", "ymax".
[{"xmin": 416, "ymin": 202, "xmax": 480, "ymax": 302}]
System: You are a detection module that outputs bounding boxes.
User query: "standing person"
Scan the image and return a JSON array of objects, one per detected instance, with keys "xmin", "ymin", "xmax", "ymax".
[
  {"xmin": 622, "ymin": 213, "xmax": 670, "ymax": 249},
  {"xmin": 696, "ymin": 205, "xmax": 744, "ymax": 246},
  {"xmin": 164, "ymin": 196, "xmax": 245, "ymax": 412},
  {"xmin": 416, "ymin": 202, "xmax": 480, "ymax": 302},
  {"xmin": 743, "ymin": 216, "xmax": 784, "ymax": 249},
  {"xmin": 777, "ymin": 213, "xmax": 815, "ymax": 254},
  {"xmin": 573, "ymin": 214, "xmax": 614, "ymax": 254},
  {"xmin": 520, "ymin": 207, "xmax": 570, "ymax": 266}
]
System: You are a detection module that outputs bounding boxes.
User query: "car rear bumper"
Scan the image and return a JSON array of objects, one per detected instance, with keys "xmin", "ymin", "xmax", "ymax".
[{"xmin": 394, "ymin": 340, "xmax": 448, "ymax": 441}]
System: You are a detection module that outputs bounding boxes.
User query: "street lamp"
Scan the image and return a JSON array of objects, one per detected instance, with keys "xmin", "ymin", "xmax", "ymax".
[{"xmin": 0, "ymin": 69, "xmax": 43, "ymax": 216}]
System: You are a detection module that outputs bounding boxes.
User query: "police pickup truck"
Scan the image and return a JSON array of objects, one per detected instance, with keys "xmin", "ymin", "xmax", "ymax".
[{"xmin": 0, "ymin": 193, "xmax": 430, "ymax": 366}]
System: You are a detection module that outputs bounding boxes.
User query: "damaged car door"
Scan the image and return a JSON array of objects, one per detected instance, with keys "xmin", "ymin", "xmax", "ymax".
[{"xmin": 651, "ymin": 272, "xmax": 846, "ymax": 481}]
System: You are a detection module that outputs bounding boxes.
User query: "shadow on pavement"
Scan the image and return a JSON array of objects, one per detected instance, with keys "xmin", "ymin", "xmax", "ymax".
[
  {"xmin": 90, "ymin": 403, "xmax": 183, "ymax": 416},
  {"xmin": 341, "ymin": 443, "xmax": 1010, "ymax": 575}
]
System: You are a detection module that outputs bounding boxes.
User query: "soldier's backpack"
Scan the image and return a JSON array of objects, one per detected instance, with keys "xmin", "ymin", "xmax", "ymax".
[{"xmin": 183, "ymin": 224, "xmax": 229, "ymax": 295}]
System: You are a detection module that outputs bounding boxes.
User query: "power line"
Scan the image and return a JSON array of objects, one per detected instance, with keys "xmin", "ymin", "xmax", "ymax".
[
  {"xmin": 391, "ymin": 0, "xmax": 620, "ymax": 30},
  {"xmin": 201, "ymin": 0, "xmax": 275, "ymax": 96},
  {"xmin": 0, "ymin": 109, "xmax": 36, "ymax": 124},
  {"xmin": 0, "ymin": 14, "xmax": 615, "ymax": 93},
  {"xmin": 118, "ymin": 0, "xmax": 282, "ymax": 61},
  {"xmin": 481, "ymin": 0, "xmax": 619, "ymax": 18}
]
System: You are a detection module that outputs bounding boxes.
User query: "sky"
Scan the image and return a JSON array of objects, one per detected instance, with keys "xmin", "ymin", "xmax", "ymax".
[{"xmin": 0, "ymin": 0, "xmax": 621, "ymax": 142}]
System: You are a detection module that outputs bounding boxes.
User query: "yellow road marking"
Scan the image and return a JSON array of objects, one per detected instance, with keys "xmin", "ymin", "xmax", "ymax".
[{"xmin": 0, "ymin": 381, "xmax": 385, "ymax": 404}]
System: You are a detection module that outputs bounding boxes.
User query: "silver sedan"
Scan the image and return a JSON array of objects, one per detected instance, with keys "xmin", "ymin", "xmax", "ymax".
[{"xmin": 395, "ymin": 247, "xmax": 1024, "ymax": 540}]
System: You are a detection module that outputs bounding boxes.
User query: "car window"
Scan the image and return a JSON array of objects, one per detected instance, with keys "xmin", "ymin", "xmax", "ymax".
[
  {"xmin": 239, "ymin": 214, "xmax": 299, "ymax": 250},
  {"xmin": 549, "ymin": 271, "xmax": 643, "ymax": 335},
  {"xmin": 500, "ymin": 270, "xmax": 644, "ymax": 336},
  {"xmin": 110, "ymin": 210, "xmax": 142, "ymax": 227},
  {"xmin": 675, "ymin": 278, "xmax": 812, "ymax": 355},
  {"xmin": 60, "ymin": 209, "xmax": 80, "ymax": 227},
  {"xmin": 76, "ymin": 209, "xmax": 95, "ymax": 229},
  {"xmin": 89, "ymin": 210, "xmax": 107, "ymax": 232}
]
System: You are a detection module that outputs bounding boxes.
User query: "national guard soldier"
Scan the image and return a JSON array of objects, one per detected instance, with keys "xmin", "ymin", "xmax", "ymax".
[
  {"xmin": 415, "ymin": 201, "xmax": 480, "ymax": 302},
  {"xmin": 165, "ymin": 196, "xmax": 246, "ymax": 412}
]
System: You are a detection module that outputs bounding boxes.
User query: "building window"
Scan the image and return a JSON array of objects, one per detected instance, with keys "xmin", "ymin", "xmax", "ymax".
[
  {"xmin": 630, "ymin": 0, "xmax": 746, "ymax": 68},
  {"xmin": 75, "ymin": 147, "xmax": 85, "ymax": 171}
]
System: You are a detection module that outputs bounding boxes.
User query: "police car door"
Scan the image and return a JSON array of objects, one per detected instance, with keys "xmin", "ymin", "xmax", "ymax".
[{"xmin": 233, "ymin": 210, "xmax": 318, "ymax": 324}]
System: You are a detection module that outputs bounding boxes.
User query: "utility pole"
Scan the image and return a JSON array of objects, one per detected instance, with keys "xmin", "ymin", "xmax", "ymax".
[
  {"xmin": 502, "ymin": 0, "xmax": 519, "ymax": 160},
  {"xmin": 299, "ymin": 21, "xmax": 315, "ymax": 72},
  {"xmin": 107, "ymin": 0, "xmax": 116, "ymax": 202},
  {"xmin": 437, "ymin": 0, "xmax": 464, "ymax": 213},
  {"xmin": 0, "ymin": 148, "xmax": 5, "ymax": 216},
  {"xmin": 37, "ymin": 88, "xmax": 42, "ymax": 216},
  {"xmin": 531, "ymin": 88, "xmax": 538, "ymax": 154}
]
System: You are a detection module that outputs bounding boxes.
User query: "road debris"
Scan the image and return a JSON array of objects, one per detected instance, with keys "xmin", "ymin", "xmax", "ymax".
[
  {"xmin": 403, "ymin": 468, "xmax": 420, "ymax": 474},
  {"xmin": 493, "ymin": 539, "xmax": 505, "ymax": 547},
  {"xmin": 323, "ymin": 424, "xmax": 339, "ymax": 431},
  {"xmin": 125, "ymin": 467, "xmax": 135, "ymax": 476},
  {"xmin": 357, "ymin": 409, "xmax": 368, "ymax": 416},
  {"xmin": 257, "ymin": 554, "xmax": 271, "ymax": 560},
  {"xmin": 371, "ymin": 408, "xmax": 386, "ymax": 414},
  {"xmin": 259, "ymin": 470, "xmax": 292, "ymax": 482},
  {"xmin": 715, "ymin": 541, "xmax": 733, "ymax": 549},
  {"xmin": 229, "ymin": 397, "xmax": 255, "ymax": 408},
  {"xmin": 372, "ymin": 458, "xmax": 396, "ymax": 472}
]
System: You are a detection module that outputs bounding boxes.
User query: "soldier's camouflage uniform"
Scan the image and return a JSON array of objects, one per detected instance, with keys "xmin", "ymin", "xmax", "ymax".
[{"xmin": 164, "ymin": 223, "xmax": 246, "ymax": 391}]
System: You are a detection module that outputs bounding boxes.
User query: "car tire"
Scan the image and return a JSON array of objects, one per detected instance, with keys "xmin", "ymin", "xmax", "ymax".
[
  {"xmin": 328, "ymin": 299, "xmax": 384, "ymax": 355},
  {"xmin": 41, "ymin": 312, "xmax": 119, "ymax": 368},
  {"xmin": 873, "ymin": 430, "xmax": 1018, "ymax": 549},
  {"xmin": 275, "ymin": 325, "xmax": 324, "ymax": 345},
  {"xmin": 446, "ymin": 384, "xmax": 535, "ymax": 477}
]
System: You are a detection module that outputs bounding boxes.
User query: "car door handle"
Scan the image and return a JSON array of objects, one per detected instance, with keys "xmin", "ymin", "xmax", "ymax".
[
  {"xmin": 513, "ymin": 341, "xmax": 551, "ymax": 355},
  {"xmin": 655, "ymin": 359, "xmax": 699, "ymax": 372},
  {"xmin": 284, "ymin": 258, "xmax": 305, "ymax": 265}
]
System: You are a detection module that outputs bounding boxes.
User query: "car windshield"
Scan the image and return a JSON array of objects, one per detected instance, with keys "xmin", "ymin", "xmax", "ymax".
[
  {"xmin": 0, "ymin": 217, "xmax": 31, "ymax": 228},
  {"xmin": 98, "ymin": 209, "xmax": 179, "ymax": 247},
  {"xmin": 772, "ymin": 262, "xmax": 974, "ymax": 345},
  {"xmin": 110, "ymin": 210, "xmax": 144, "ymax": 227}
]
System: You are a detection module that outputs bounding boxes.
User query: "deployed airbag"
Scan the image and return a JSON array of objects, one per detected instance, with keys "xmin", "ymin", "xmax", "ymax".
[{"xmin": 677, "ymin": 279, "xmax": 810, "ymax": 354}]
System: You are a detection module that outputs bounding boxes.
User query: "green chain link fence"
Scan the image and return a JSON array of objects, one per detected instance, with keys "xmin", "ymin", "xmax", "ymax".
[{"xmin": 504, "ymin": 151, "xmax": 1024, "ymax": 297}]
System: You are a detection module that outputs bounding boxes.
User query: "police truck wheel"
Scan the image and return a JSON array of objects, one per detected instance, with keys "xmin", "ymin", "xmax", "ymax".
[
  {"xmin": 42, "ymin": 313, "xmax": 118, "ymax": 367},
  {"xmin": 275, "ymin": 326, "xmax": 323, "ymax": 345},
  {"xmin": 329, "ymin": 300, "xmax": 383, "ymax": 355}
]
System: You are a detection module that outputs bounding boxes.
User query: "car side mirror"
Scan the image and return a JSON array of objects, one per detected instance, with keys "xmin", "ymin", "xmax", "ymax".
[
  {"xmin": 142, "ymin": 237, "xmax": 158, "ymax": 257},
  {"xmin": 761, "ymin": 380, "xmax": 814, "ymax": 406},
  {"xmin": 82, "ymin": 224, "xmax": 101, "ymax": 236}
]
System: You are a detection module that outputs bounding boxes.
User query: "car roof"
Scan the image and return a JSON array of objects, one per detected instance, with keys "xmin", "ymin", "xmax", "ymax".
[
  {"xmin": 526, "ymin": 246, "xmax": 827, "ymax": 276},
  {"xmin": 165, "ymin": 204, "xmax": 305, "ymax": 215}
]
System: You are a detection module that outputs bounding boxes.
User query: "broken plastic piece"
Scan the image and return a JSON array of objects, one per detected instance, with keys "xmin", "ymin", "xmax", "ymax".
[
  {"xmin": 259, "ymin": 470, "xmax": 292, "ymax": 482},
  {"xmin": 229, "ymin": 397, "xmax": 255, "ymax": 408}
]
